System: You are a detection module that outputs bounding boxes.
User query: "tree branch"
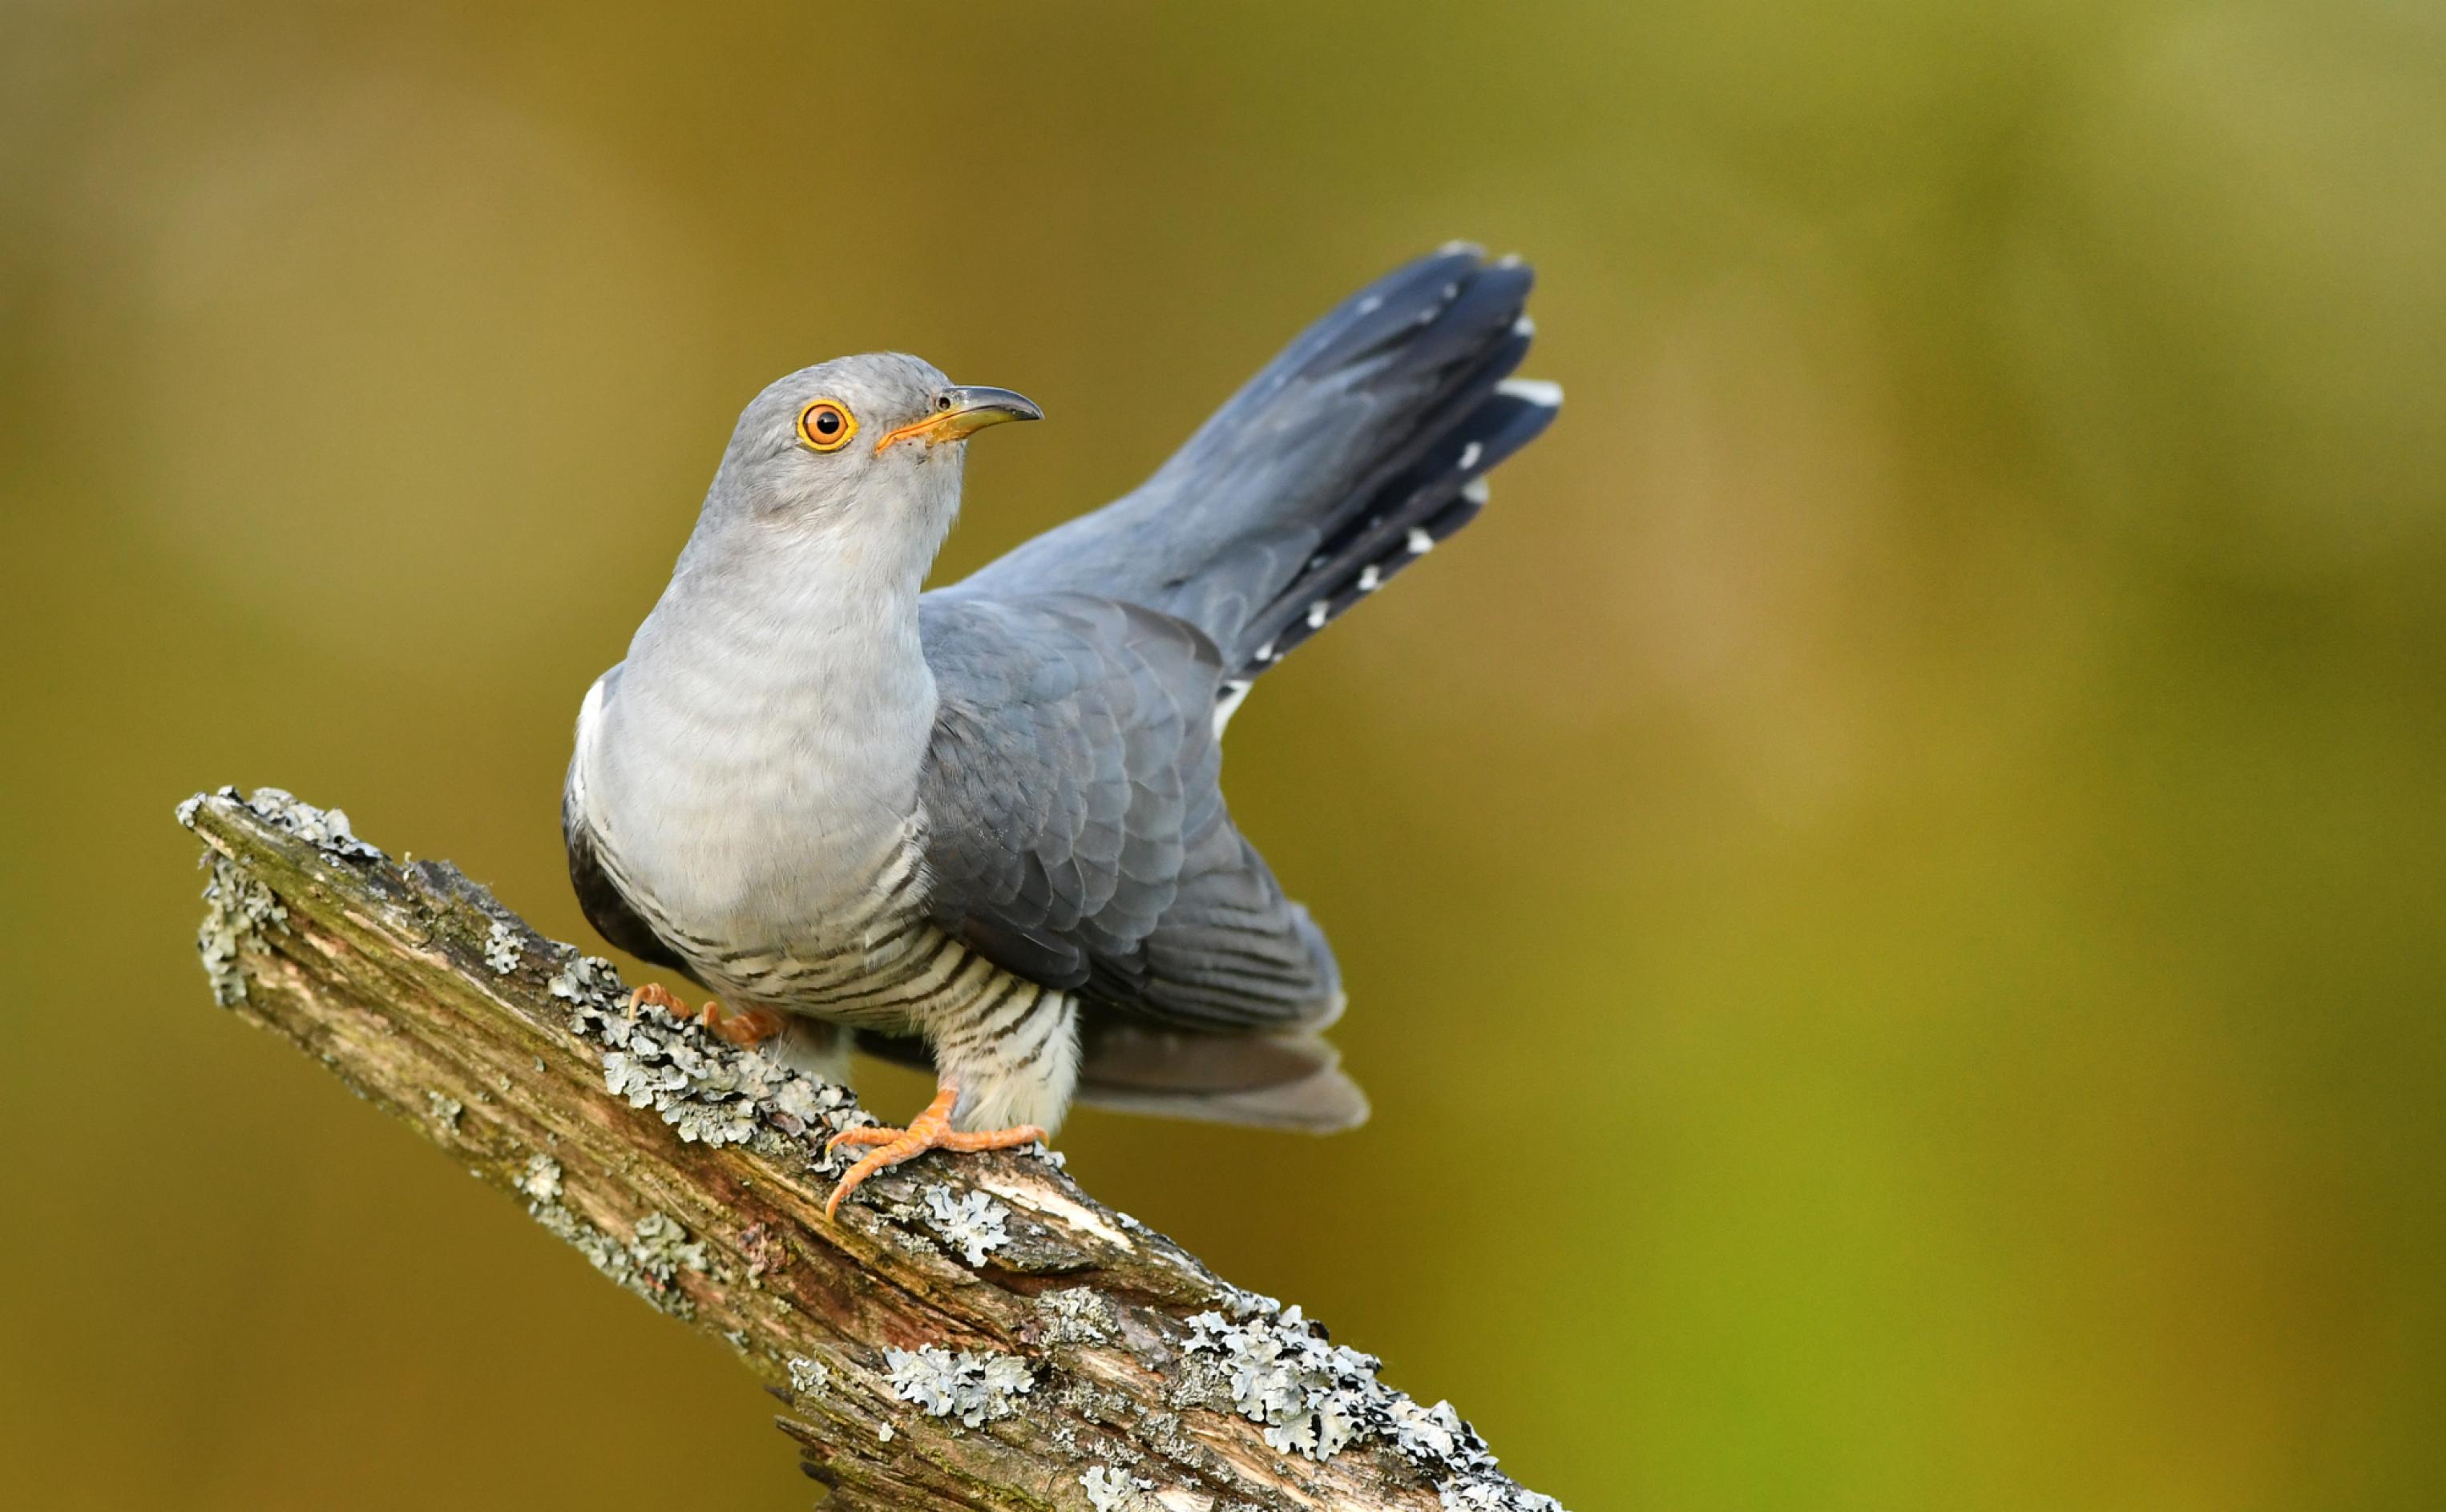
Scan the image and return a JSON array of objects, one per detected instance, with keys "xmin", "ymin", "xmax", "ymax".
[{"xmin": 176, "ymin": 786, "xmax": 1562, "ymax": 1512}]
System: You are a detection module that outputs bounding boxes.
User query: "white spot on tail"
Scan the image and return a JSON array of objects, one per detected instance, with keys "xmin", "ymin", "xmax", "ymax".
[
  {"xmin": 1306, "ymin": 601, "xmax": 1329, "ymax": 630},
  {"xmin": 1213, "ymin": 679, "xmax": 1252, "ymax": 736},
  {"xmin": 1436, "ymin": 239, "xmax": 1479, "ymax": 255},
  {"xmin": 1463, "ymin": 478, "xmax": 1490, "ymax": 505},
  {"xmin": 1512, "ymin": 314, "xmax": 1536, "ymax": 337},
  {"xmin": 1441, "ymin": 282, "xmax": 1459, "ymax": 300},
  {"xmin": 1254, "ymin": 639, "xmax": 1276, "ymax": 663},
  {"xmin": 1357, "ymin": 294, "xmax": 1384, "ymax": 315},
  {"xmin": 1358, "ymin": 565, "xmax": 1382, "ymax": 591},
  {"xmin": 1459, "ymin": 441, "xmax": 1483, "ymax": 470},
  {"xmin": 1496, "ymin": 377, "xmax": 1564, "ymax": 409},
  {"xmin": 1407, "ymin": 528, "xmax": 1435, "ymax": 555},
  {"xmin": 1495, "ymin": 252, "xmax": 1524, "ymax": 268}
]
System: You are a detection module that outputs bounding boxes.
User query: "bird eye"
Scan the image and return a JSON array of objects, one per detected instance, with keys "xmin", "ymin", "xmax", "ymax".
[{"xmin": 796, "ymin": 399, "xmax": 858, "ymax": 453}]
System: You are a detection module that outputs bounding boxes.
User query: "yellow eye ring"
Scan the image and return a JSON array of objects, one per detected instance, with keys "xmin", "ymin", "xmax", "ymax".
[{"xmin": 796, "ymin": 398, "xmax": 858, "ymax": 453}]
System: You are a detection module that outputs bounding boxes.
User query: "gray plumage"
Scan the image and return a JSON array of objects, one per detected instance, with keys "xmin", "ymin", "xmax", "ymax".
[{"xmin": 564, "ymin": 245, "xmax": 1558, "ymax": 1139}]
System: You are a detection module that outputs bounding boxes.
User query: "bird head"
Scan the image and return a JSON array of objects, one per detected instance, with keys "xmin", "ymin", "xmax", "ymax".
[{"xmin": 700, "ymin": 352, "xmax": 1041, "ymax": 573}]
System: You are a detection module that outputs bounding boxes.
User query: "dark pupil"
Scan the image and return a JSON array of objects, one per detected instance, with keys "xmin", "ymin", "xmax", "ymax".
[{"xmin": 813, "ymin": 409, "xmax": 840, "ymax": 435}]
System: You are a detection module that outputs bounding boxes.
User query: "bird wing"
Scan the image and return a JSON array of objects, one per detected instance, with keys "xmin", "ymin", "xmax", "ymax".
[{"xmin": 915, "ymin": 591, "xmax": 1342, "ymax": 1031}]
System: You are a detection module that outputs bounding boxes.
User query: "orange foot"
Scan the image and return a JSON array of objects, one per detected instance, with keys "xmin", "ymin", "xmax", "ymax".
[
  {"xmin": 624, "ymin": 983, "xmax": 784, "ymax": 1048},
  {"xmin": 823, "ymin": 1083, "xmax": 1044, "ymax": 1220}
]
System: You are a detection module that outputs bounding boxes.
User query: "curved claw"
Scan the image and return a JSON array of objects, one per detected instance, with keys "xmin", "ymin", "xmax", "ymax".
[
  {"xmin": 622, "ymin": 985, "xmax": 781, "ymax": 1047},
  {"xmin": 822, "ymin": 1083, "xmax": 1045, "ymax": 1220},
  {"xmin": 825, "ymin": 1126, "xmax": 904, "ymax": 1150},
  {"xmin": 627, "ymin": 983, "xmax": 691, "ymax": 1019}
]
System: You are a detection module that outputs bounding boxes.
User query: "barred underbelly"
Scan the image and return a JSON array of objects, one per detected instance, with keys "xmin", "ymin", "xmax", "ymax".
[
  {"xmin": 716, "ymin": 925, "xmax": 1080, "ymax": 1132},
  {"xmin": 587, "ymin": 820, "xmax": 1081, "ymax": 1131},
  {"xmin": 718, "ymin": 921, "xmax": 1040, "ymax": 1039}
]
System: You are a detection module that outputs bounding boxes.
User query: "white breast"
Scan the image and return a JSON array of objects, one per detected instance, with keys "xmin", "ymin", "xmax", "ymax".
[{"xmin": 569, "ymin": 501, "xmax": 951, "ymax": 976}]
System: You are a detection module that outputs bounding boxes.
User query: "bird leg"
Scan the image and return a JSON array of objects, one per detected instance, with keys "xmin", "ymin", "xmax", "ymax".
[
  {"xmin": 624, "ymin": 984, "xmax": 784, "ymax": 1048},
  {"xmin": 822, "ymin": 1083, "xmax": 1044, "ymax": 1220}
]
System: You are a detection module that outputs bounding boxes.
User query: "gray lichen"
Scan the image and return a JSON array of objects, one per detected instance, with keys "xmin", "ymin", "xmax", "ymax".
[
  {"xmin": 1035, "ymin": 1287, "xmax": 1118, "ymax": 1348},
  {"xmin": 627, "ymin": 1212, "xmax": 708, "ymax": 1281},
  {"xmin": 1178, "ymin": 1303, "xmax": 1373, "ymax": 1458},
  {"xmin": 184, "ymin": 787, "xmax": 388, "ymax": 1005},
  {"xmin": 547, "ymin": 952, "xmax": 620, "ymax": 1004},
  {"xmin": 1051, "ymin": 1377, "xmax": 1137, "ymax": 1429},
  {"xmin": 1125, "ymin": 1409, "xmax": 1200, "ymax": 1470},
  {"xmin": 515, "ymin": 1154, "xmax": 563, "ymax": 1203},
  {"xmin": 1398, "ymin": 1399, "xmax": 1564, "ymax": 1511},
  {"xmin": 526, "ymin": 1200, "xmax": 708, "ymax": 1320},
  {"xmin": 194, "ymin": 849, "xmax": 286, "ymax": 1005},
  {"xmin": 482, "ymin": 919, "xmax": 524, "ymax": 974},
  {"xmin": 1046, "ymin": 1404, "xmax": 1149, "ymax": 1470},
  {"xmin": 1080, "ymin": 1464, "xmax": 1153, "ymax": 1511},
  {"xmin": 882, "ymin": 1345, "xmax": 1035, "ymax": 1428},
  {"xmin": 559, "ymin": 963, "xmax": 856, "ymax": 1155},
  {"xmin": 1175, "ymin": 1298, "xmax": 1564, "ymax": 1510},
  {"xmin": 425, "ymin": 1091, "xmax": 463, "ymax": 1132},
  {"xmin": 787, "ymin": 1355, "xmax": 831, "ymax": 1398},
  {"xmin": 224, "ymin": 786, "xmax": 383, "ymax": 859},
  {"xmin": 920, "ymin": 1184, "xmax": 1011, "ymax": 1266},
  {"xmin": 1387, "ymin": 1397, "xmax": 1474, "ymax": 1463},
  {"xmin": 1439, "ymin": 1480, "xmax": 1566, "ymax": 1512}
]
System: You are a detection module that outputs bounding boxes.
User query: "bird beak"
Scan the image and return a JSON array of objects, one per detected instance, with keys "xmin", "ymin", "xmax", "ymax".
[{"xmin": 875, "ymin": 386, "xmax": 1043, "ymax": 452}]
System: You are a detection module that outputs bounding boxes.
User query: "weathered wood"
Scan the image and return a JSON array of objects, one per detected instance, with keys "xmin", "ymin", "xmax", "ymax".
[{"xmin": 176, "ymin": 786, "xmax": 1562, "ymax": 1512}]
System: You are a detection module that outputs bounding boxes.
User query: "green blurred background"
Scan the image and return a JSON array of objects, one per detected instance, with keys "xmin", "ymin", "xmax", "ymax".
[{"xmin": 4, "ymin": 2, "xmax": 2441, "ymax": 1507}]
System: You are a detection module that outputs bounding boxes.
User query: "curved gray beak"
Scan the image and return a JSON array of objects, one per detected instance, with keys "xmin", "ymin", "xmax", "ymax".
[{"xmin": 877, "ymin": 385, "xmax": 1043, "ymax": 451}]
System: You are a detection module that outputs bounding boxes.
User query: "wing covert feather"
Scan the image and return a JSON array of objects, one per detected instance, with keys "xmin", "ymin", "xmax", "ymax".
[{"xmin": 916, "ymin": 593, "xmax": 1338, "ymax": 1030}]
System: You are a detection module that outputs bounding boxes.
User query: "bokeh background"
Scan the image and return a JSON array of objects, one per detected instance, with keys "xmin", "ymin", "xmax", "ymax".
[{"xmin": 4, "ymin": 2, "xmax": 2442, "ymax": 1507}]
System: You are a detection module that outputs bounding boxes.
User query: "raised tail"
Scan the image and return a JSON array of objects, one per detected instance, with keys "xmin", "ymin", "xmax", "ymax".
[{"xmin": 945, "ymin": 244, "xmax": 1559, "ymax": 715}]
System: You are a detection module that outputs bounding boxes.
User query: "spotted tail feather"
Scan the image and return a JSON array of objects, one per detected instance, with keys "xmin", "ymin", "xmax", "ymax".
[
  {"xmin": 1213, "ymin": 371, "xmax": 1560, "ymax": 725},
  {"xmin": 948, "ymin": 244, "xmax": 1558, "ymax": 698}
]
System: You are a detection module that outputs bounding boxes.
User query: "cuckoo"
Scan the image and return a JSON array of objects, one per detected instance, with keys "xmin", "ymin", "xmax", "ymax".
[{"xmin": 564, "ymin": 245, "xmax": 1560, "ymax": 1214}]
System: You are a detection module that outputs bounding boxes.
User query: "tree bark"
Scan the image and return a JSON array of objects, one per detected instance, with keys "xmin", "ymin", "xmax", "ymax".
[{"xmin": 176, "ymin": 786, "xmax": 1563, "ymax": 1512}]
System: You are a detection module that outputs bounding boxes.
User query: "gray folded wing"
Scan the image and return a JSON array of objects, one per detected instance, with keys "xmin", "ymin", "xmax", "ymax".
[{"xmin": 915, "ymin": 592, "xmax": 1342, "ymax": 1032}]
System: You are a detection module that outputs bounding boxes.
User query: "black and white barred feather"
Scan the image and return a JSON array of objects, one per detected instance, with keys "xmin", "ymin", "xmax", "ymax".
[{"xmin": 1222, "ymin": 368, "xmax": 1559, "ymax": 707}]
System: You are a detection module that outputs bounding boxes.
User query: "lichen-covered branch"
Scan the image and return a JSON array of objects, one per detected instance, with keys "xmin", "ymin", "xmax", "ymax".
[{"xmin": 177, "ymin": 787, "xmax": 1563, "ymax": 1512}]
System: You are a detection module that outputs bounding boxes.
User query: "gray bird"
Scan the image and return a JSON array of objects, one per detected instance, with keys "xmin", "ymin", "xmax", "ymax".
[{"xmin": 564, "ymin": 245, "xmax": 1559, "ymax": 1212}]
